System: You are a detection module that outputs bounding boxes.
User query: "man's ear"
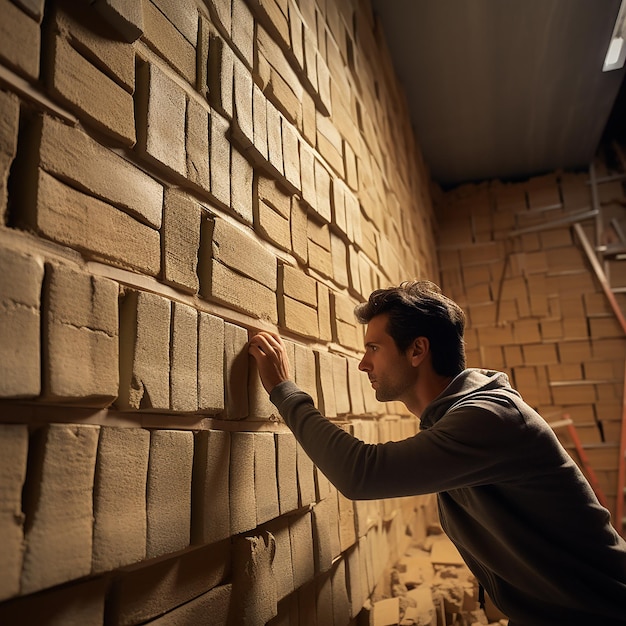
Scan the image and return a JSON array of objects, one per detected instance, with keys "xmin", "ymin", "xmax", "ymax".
[{"xmin": 409, "ymin": 336, "xmax": 429, "ymax": 366}]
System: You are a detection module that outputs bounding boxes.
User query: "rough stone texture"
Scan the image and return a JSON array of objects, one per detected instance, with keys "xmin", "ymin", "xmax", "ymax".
[
  {"xmin": 315, "ymin": 349, "xmax": 337, "ymax": 417},
  {"xmin": 280, "ymin": 294, "xmax": 319, "ymax": 339},
  {"xmin": 185, "ymin": 97, "xmax": 210, "ymax": 193},
  {"xmin": 92, "ymin": 427, "xmax": 150, "ymax": 573},
  {"xmin": 146, "ymin": 583, "xmax": 232, "ymax": 625},
  {"xmin": 332, "ymin": 354, "xmax": 351, "ymax": 415},
  {"xmin": 231, "ymin": 0, "xmax": 254, "ymax": 67},
  {"xmin": 266, "ymin": 99, "xmax": 284, "ymax": 176},
  {"xmin": 251, "ymin": 83, "xmax": 268, "ymax": 161},
  {"xmin": 36, "ymin": 114, "xmax": 162, "ymax": 228},
  {"xmin": 312, "ymin": 499, "xmax": 333, "ymax": 574},
  {"xmin": 48, "ymin": 35, "xmax": 135, "ymax": 145},
  {"xmin": 223, "ymin": 321, "xmax": 249, "ymax": 419},
  {"xmin": 231, "ymin": 145, "xmax": 254, "ymax": 224},
  {"xmin": 331, "ymin": 558, "xmax": 351, "ymax": 626},
  {"xmin": 146, "ymin": 429, "xmax": 193, "ymax": 559},
  {"xmin": 290, "ymin": 197, "xmax": 309, "ymax": 264},
  {"xmin": 0, "ymin": 89, "xmax": 19, "ymax": 221},
  {"xmin": 346, "ymin": 544, "xmax": 365, "ymax": 617},
  {"xmin": 232, "ymin": 57, "xmax": 254, "ymax": 148},
  {"xmin": 347, "ymin": 357, "xmax": 366, "ymax": 415},
  {"xmin": 92, "ymin": 0, "xmax": 144, "ymax": 42},
  {"xmin": 109, "ymin": 543, "xmax": 230, "ymax": 626},
  {"xmin": 275, "ymin": 432, "xmax": 298, "ymax": 515},
  {"xmin": 198, "ymin": 312, "xmax": 225, "ymax": 413},
  {"xmin": 142, "ymin": 0, "xmax": 195, "ymax": 84},
  {"xmin": 170, "ymin": 301, "xmax": 198, "ymax": 412},
  {"xmin": 296, "ymin": 440, "xmax": 317, "ymax": 507},
  {"xmin": 337, "ymin": 489, "xmax": 356, "ymax": 552},
  {"xmin": 280, "ymin": 263, "xmax": 316, "ymax": 305},
  {"xmin": 316, "ymin": 282, "xmax": 332, "ymax": 341},
  {"xmin": 281, "ymin": 115, "xmax": 301, "ymax": 191},
  {"xmin": 43, "ymin": 263, "xmax": 119, "ymax": 405},
  {"xmin": 254, "ymin": 432, "xmax": 280, "ymax": 525},
  {"xmin": 293, "ymin": 343, "xmax": 318, "ymax": 404},
  {"xmin": 208, "ymin": 34, "xmax": 234, "ymax": 117},
  {"xmin": 0, "ymin": 248, "xmax": 43, "ymax": 398},
  {"xmin": 289, "ymin": 512, "xmax": 315, "ymax": 590},
  {"xmin": 0, "ymin": 575, "xmax": 107, "ymax": 626},
  {"xmin": 137, "ymin": 60, "xmax": 186, "ymax": 175},
  {"xmin": 210, "ymin": 217, "xmax": 277, "ymax": 289},
  {"xmin": 332, "ymin": 291, "xmax": 362, "ymax": 350},
  {"xmin": 210, "ymin": 110, "xmax": 231, "ymax": 208},
  {"xmin": 266, "ymin": 520, "xmax": 294, "ymax": 601},
  {"xmin": 230, "ymin": 432, "xmax": 256, "ymax": 534},
  {"xmin": 192, "ymin": 429, "xmax": 231, "ymax": 544},
  {"xmin": 0, "ymin": 0, "xmax": 40, "ymax": 80},
  {"xmin": 255, "ymin": 198, "xmax": 291, "ymax": 251},
  {"xmin": 0, "ymin": 424, "xmax": 28, "ymax": 601},
  {"xmin": 209, "ymin": 260, "xmax": 278, "ymax": 323},
  {"xmin": 118, "ymin": 290, "xmax": 171, "ymax": 411},
  {"xmin": 29, "ymin": 170, "xmax": 160, "ymax": 276},
  {"xmin": 21, "ymin": 424, "xmax": 100, "ymax": 595},
  {"xmin": 151, "ymin": 0, "xmax": 198, "ymax": 46},
  {"xmin": 162, "ymin": 189, "xmax": 201, "ymax": 293},
  {"xmin": 231, "ymin": 533, "xmax": 278, "ymax": 625}
]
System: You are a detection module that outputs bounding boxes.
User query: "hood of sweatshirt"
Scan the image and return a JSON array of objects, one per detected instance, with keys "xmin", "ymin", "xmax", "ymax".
[{"xmin": 419, "ymin": 368, "xmax": 521, "ymax": 430}]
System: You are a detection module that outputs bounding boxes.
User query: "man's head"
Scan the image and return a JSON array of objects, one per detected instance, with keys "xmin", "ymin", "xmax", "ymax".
[{"xmin": 354, "ymin": 280, "xmax": 466, "ymax": 378}]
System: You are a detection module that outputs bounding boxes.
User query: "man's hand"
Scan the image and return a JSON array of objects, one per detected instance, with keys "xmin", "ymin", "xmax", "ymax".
[{"xmin": 248, "ymin": 331, "xmax": 291, "ymax": 393}]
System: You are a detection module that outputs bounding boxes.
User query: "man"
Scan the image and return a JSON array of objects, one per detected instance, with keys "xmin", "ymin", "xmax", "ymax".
[{"xmin": 249, "ymin": 280, "xmax": 626, "ymax": 626}]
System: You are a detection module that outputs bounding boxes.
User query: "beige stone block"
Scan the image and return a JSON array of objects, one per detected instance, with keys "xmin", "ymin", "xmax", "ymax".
[
  {"xmin": 137, "ymin": 60, "xmax": 186, "ymax": 174},
  {"xmin": 198, "ymin": 312, "xmax": 225, "ymax": 413},
  {"xmin": 337, "ymin": 490, "xmax": 356, "ymax": 551},
  {"xmin": 109, "ymin": 542, "xmax": 230, "ymax": 626},
  {"xmin": 251, "ymin": 83, "xmax": 268, "ymax": 163},
  {"xmin": 92, "ymin": 0, "xmax": 144, "ymax": 42},
  {"xmin": 192, "ymin": 430, "xmax": 231, "ymax": 544},
  {"xmin": 281, "ymin": 295, "xmax": 318, "ymax": 338},
  {"xmin": 21, "ymin": 424, "xmax": 99, "ymax": 594},
  {"xmin": 255, "ymin": 432, "xmax": 280, "ymax": 525},
  {"xmin": 232, "ymin": 533, "xmax": 278, "ymax": 624},
  {"xmin": 37, "ymin": 114, "xmax": 162, "ymax": 229},
  {"xmin": 257, "ymin": 173, "xmax": 291, "ymax": 218},
  {"xmin": 249, "ymin": 356, "xmax": 277, "ymax": 419},
  {"xmin": 294, "ymin": 343, "xmax": 318, "ymax": 403},
  {"xmin": 142, "ymin": 0, "xmax": 195, "ymax": 83},
  {"xmin": 312, "ymin": 499, "xmax": 333, "ymax": 574},
  {"xmin": 92, "ymin": 427, "xmax": 149, "ymax": 573},
  {"xmin": 316, "ymin": 572, "xmax": 333, "ymax": 625},
  {"xmin": 280, "ymin": 264, "xmax": 316, "ymax": 305},
  {"xmin": 170, "ymin": 302, "xmax": 198, "ymax": 412},
  {"xmin": 230, "ymin": 432, "xmax": 257, "ymax": 534},
  {"xmin": 0, "ymin": 249, "xmax": 43, "ymax": 398},
  {"xmin": 317, "ymin": 282, "xmax": 332, "ymax": 342},
  {"xmin": 185, "ymin": 97, "xmax": 210, "ymax": 193},
  {"xmin": 331, "ymin": 178, "xmax": 348, "ymax": 235},
  {"xmin": 233, "ymin": 57, "xmax": 254, "ymax": 149},
  {"xmin": 296, "ymin": 440, "xmax": 317, "ymax": 507},
  {"xmin": 331, "ymin": 354, "xmax": 350, "ymax": 415},
  {"xmin": 299, "ymin": 140, "xmax": 316, "ymax": 211},
  {"xmin": 210, "ymin": 109, "xmax": 231, "ymax": 208},
  {"xmin": 308, "ymin": 239, "xmax": 334, "ymax": 279},
  {"xmin": 118, "ymin": 290, "xmax": 171, "ymax": 411},
  {"xmin": 256, "ymin": 199, "xmax": 292, "ymax": 251},
  {"xmin": 146, "ymin": 430, "xmax": 193, "ymax": 559},
  {"xmin": 313, "ymin": 158, "xmax": 332, "ymax": 222},
  {"xmin": 147, "ymin": 584, "xmax": 232, "ymax": 626},
  {"xmin": 151, "ymin": 0, "xmax": 198, "ymax": 45},
  {"xmin": 290, "ymin": 512, "xmax": 315, "ymax": 589},
  {"xmin": 0, "ymin": 89, "xmax": 19, "ymax": 220},
  {"xmin": 346, "ymin": 543, "xmax": 364, "ymax": 616},
  {"xmin": 267, "ymin": 520, "xmax": 294, "ymax": 601},
  {"xmin": 0, "ymin": 0, "xmax": 39, "ymax": 80},
  {"xmin": 49, "ymin": 35, "xmax": 134, "ymax": 145},
  {"xmin": 275, "ymin": 432, "xmax": 298, "ymax": 514},
  {"xmin": 208, "ymin": 260, "xmax": 278, "ymax": 323},
  {"xmin": 223, "ymin": 321, "xmax": 249, "ymax": 420},
  {"xmin": 281, "ymin": 115, "xmax": 301, "ymax": 192},
  {"xmin": 232, "ymin": 0, "xmax": 254, "ymax": 66},
  {"xmin": 316, "ymin": 117, "xmax": 344, "ymax": 178},
  {"xmin": 347, "ymin": 357, "xmax": 366, "ymax": 415},
  {"xmin": 266, "ymin": 99, "xmax": 284, "ymax": 176},
  {"xmin": 208, "ymin": 34, "xmax": 234, "ymax": 118},
  {"xmin": 30, "ymin": 169, "xmax": 160, "ymax": 275},
  {"xmin": 162, "ymin": 189, "xmax": 201, "ymax": 294},
  {"xmin": 290, "ymin": 197, "xmax": 308, "ymax": 264},
  {"xmin": 331, "ymin": 558, "xmax": 351, "ymax": 624},
  {"xmin": 315, "ymin": 350, "xmax": 337, "ymax": 417},
  {"xmin": 231, "ymin": 145, "xmax": 254, "ymax": 224},
  {"xmin": 211, "ymin": 217, "xmax": 277, "ymax": 289},
  {"xmin": 0, "ymin": 424, "xmax": 27, "ymax": 601},
  {"xmin": 43, "ymin": 263, "xmax": 118, "ymax": 405},
  {"xmin": 331, "ymin": 232, "xmax": 349, "ymax": 288}
]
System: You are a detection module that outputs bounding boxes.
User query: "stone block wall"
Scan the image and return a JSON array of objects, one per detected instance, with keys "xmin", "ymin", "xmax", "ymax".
[
  {"xmin": 0, "ymin": 0, "xmax": 439, "ymax": 623},
  {"xmin": 435, "ymin": 168, "xmax": 626, "ymax": 520}
]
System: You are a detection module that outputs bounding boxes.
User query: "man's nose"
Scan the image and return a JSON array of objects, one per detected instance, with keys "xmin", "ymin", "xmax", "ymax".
[{"xmin": 358, "ymin": 355, "xmax": 369, "ymax": 371}]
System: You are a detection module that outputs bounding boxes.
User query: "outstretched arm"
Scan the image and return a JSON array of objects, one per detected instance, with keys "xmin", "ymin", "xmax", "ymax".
[{"xmin": 248, "ymin": 331, "xmax": 291, "ymax": 393}]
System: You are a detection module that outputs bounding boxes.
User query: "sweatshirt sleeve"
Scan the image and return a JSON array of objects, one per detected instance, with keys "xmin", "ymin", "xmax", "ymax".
[{"xmin": 270, "ymin": 381, "xmax": 537, "ymax": 500}]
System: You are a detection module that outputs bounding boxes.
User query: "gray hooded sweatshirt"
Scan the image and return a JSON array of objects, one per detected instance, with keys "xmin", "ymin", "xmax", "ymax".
[{"xmin": 270, "ymin": 368, "xmax": 626, "ymax": 626}]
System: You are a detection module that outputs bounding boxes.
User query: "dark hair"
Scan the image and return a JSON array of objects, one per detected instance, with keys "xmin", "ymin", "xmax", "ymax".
[{"xmin": 354, "ymin": 280, "xmax": 466, "ymax": 377}]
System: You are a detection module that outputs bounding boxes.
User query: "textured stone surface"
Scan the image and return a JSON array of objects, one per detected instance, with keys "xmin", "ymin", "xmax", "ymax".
[
  {"xmin": 290, "ymin": 512, "xmax": 315, "ymax": 590},
  {"xmin": 0, "ymin": 89, "xmax": 19, "ymax": 221},
  {"xmin": 254, "ymin": 432, "xmax": 280, "ymax": 525},
  {"xmin": 146, "ymin": 430, "xmax": 193, "ymax": 559},
  {"xmin": 0, "ymin": 248, "xmax": 43, "ymax": 398},
  {"xmin": 230, "ymin": 432, "xmax": 256, "ymax": 534},
  {"xmin": 192, "ymin": 429, "xmax": 231, "ymax": 544},
  {"xmin": 0, "ymin": 424, "xmax": 28, "ymax": 601},
  {"xmin": 275, "ymin": 432, "xmax": 298, "ymax": 515},
  {"xmin": 223, "ymin": 321, "xmax": 249, "ymax": 419},
  {"xmin": 118, "ymin": 290, "xmax": 170, "ymax": 411},
  {"xmin": 0, "ymin": 0, "xmax": 39, "ymax": 79},
  {"xmin": 92, "ymin": 427, "xmax": 149, "ymax": 572},
  {"xmin": 170, "ymin": 301, "xmax": 198, "ymax": 412},
  {"xmin": 43, "ymin": 263, "xmax": 119, "ymax": 405},
  {"xmin": 198, "ymin": 312, "xmax": 225, "ymax": 413},
  {"xmin": 21, "ymin": 424, "xmax": 100, "ymax": 594}
]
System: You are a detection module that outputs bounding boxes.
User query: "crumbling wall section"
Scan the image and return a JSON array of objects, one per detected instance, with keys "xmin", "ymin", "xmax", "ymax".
[{"xmin": 0, "ymin": 0, "xmax": 439, "ymax": 622}]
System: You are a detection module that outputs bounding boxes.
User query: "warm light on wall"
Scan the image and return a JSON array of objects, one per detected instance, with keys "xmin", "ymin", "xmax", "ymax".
[{"xmin": 603, "ymin": 0, "xmax": 626, "ymax": 71}]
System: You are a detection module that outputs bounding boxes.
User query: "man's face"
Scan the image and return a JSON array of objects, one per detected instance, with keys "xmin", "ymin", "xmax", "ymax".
[{"xmin": 358, "ymin": 313, "xmax": 418, "ymax": 403}]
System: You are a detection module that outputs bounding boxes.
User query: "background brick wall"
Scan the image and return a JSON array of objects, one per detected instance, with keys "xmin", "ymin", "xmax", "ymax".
[{"xmin": 0, "ymin": 0, "xmax": 440, "ymax": 622}]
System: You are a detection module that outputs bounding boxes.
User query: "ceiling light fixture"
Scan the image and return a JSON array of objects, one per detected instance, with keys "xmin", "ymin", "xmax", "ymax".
[{"xmin": 604, "ymin": 0, "xmax": 626, "ymax": 71}]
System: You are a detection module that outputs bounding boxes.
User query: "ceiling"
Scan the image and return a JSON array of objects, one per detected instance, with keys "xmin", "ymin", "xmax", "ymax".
[{"xmin": 371, "ymin": 0, "xmax": 626, "ymax": 188}]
